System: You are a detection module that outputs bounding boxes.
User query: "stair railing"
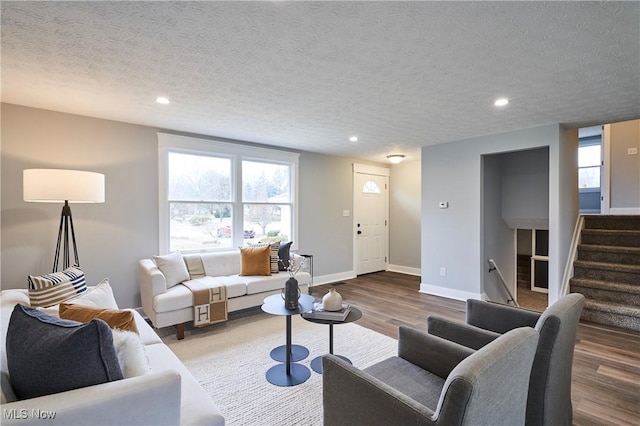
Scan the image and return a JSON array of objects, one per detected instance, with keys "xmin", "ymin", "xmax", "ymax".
[
  {"xmin": 488, "ymin": 259, "xmax": 519, "ymax": 307},
  {"xmin": 560, "ymin": 215, "xmax": 585, "ymax": 296}
]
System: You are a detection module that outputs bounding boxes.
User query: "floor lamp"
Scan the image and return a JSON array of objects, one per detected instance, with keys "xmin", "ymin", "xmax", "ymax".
[{"xmin": 23, "ymin": 169, "xmax": 105, "ymax": 272}]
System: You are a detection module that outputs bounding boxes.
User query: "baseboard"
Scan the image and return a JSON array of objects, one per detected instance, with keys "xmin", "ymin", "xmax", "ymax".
[
  {"xmin": 609, "ymin": 207, "xmax": 640, "ymax": 214},
  {"xmin": 312, "ymin": 271, "xmax": 357, "ymax": 287},
  {"xmin": 387, "ymin": 264, "xmax": 421, "ymax": 276},
  {"xmin": 420, "ymin": 283, "xmax": 483, "ymax": 302}
]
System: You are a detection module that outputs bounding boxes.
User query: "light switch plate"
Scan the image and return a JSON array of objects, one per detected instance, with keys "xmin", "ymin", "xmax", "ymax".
[
  {"xmin": 628, "ymin": 147, "xmax": 638, "ymax": 155},
  {"xmin": 439, "ymin": 201, "xmax": 449, "ymax": 209}
]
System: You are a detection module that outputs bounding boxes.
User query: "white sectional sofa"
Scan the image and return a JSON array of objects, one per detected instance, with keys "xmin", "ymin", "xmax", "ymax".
[
  {"xmin": 0, "ymin": 289, "xmax": 224, "ymax": 426},
  {"xmin": 138, "ymin": 250, "xmax": 310, "ymax": 339}
]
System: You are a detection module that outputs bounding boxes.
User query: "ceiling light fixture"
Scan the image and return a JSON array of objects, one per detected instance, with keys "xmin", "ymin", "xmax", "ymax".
[
  {"xmin": 494, "ymin": 98, "xmax": 509, "ymax": 107},
  {"xmin": 349, "ymin": 136, "xmax": 358, "ymax": 142},
  {"xmin": 156, "ymin": 96, "xmax": 170, "ymax": 104},
  {"xmin": 387, "ymin": 154, "xmax": 405, "ymax": 164}
]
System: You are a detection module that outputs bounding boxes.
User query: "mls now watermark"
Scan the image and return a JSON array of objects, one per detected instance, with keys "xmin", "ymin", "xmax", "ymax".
[{"xmin": 4, "ymin": 409, "xmax": 57, "ymax": 420}]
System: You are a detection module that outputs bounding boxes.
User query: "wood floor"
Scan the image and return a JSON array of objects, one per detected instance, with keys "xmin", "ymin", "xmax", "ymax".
[{"xmin": 309, "ymin": 271, "xmax": 640, "ymax": 426}]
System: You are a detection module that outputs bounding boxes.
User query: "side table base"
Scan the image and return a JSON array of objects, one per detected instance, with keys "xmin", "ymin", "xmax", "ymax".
[
  {"xmin": 270, "ymin": 344, "xmax": 309, "ymax": 362},
  {"xmin": 310, "ymin": 354, "xmax": 351, "ymax": 374},
  {"xmin": 266, "ymin": 363, "xmax": 311, "ymax": 387}
]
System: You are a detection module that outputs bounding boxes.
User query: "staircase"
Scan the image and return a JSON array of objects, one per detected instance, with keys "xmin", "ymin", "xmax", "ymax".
[{"xmin": 569, "ymin": 215, "xmax": 640, "ymax": 331}]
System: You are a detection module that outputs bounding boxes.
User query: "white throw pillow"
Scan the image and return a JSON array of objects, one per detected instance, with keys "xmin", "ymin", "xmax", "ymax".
[
  {"xmin": 111, "ymin": 329, "xmax": 150, "ymax": 378},
  {"xmin": 66, "ymin": 278, "xmax": 119, "ymax": 310},
  {"xmin": 153, "ymin": 251, "xmax": 190, "ymax": 288}
]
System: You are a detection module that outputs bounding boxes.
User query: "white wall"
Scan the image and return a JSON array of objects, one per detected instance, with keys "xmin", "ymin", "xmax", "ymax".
[
  {"xmin": 2, "ymin": 104, "xmax": 159, "ymax": 309},
  {"xmin": 421, "ymin": 124, "xmax": 578, "ymax": 303},
  {"xmin": 481, "ymin": 153, "xmax": 513, "ymax": 303},
  {"xmin": 389, "ymin": 158, "xmax": 421, "ymax": 274},
  {"xmin": 1, "ymin": 103, "xmax": 388, "ymax": 308},
  {"xmin": 501, "ymin": 147, "xmax": 549, "ymax": 229},
  {"xmin": 551, "ymin": 127, "xmax": 579, "ymax": 302},
  {"xmin": 610, "ymin": 119, "xmax": 640, "ymax": 211}
]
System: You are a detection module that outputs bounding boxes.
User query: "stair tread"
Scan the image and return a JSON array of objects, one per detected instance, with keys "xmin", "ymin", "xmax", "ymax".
[
  {"xmin": 583, "ymin": 299, "xmax": 640, "ymax": 315},
  {"xmin": 570, "ymin": 278, "xmax": 640, "ymax": 293},
  {"xmin": 584, "ymin": 215, "xmax": 640, "ymax": 231},
  {"xmin": 582, "ymin": 229, "xmax": 640, "ymax": 235},
  {"xmin": 578, "ymin": 244, "xmax": 640, "ymax": 254},
  {"xmin": 573, "ymin": 260, "xmax": 640, "ymax": 273}
]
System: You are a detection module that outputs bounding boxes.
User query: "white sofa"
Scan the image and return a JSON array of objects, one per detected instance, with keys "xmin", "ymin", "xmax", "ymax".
[
  {"xmin": 0, "ymin": 289, "xmax": 224, "ymax": 426},
  {"xmin": 138, "ymin": 250, "xmax": 310, "ymax": 339}
]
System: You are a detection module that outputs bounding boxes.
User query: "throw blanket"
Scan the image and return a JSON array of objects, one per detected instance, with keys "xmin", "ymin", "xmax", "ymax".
[{"xmin": 182, "ymin": 278, "xmax": 228, "ymax": 327}]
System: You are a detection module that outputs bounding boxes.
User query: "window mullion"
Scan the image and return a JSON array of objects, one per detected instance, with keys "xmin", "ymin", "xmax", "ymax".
[{"xmin": 233, "ymin": 156, "xmax": 244, "ymax": 246}]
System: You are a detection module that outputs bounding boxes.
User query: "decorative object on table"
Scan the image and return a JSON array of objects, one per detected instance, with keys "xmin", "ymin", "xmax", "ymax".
[
  {"xmin": 303, "ymin": 302, "xmax": 351, "ymax": 321},
  {"xmin": 322, "ymin": 288, "xmax": 343, "ymax": 311},
  {"xmin": 280, "ymin": 257, "xmax": 303, "ymax": 310},
  {"xmin": 23, "ymin": 169, "xmax": 105, "ymax": 272},
  {"xmin": 282, "ymin": 277, "xmax": 301, "ymax": 310}
]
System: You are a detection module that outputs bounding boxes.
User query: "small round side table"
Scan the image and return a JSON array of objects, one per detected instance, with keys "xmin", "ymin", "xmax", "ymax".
[
  {"xmin": 302, "ymin": 306, "xmax": 362, "ymax": 374},
  {"xmin": 261, "ymin": 294, "xmax": 315, "ymax": 386}
]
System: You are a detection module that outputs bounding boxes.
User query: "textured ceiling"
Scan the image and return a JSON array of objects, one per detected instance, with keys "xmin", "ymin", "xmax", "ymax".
[{"xmin": 2, "ymin": 1, "xmax": 639, "ymax": 163}]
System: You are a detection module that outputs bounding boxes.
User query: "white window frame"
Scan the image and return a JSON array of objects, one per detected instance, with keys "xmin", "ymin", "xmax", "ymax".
[
  {"xmin": 158, "ymin": 133, "xmax": 299, "ymax": 254},
  {"xmin": 578, "ymin": 139, "xmax": 602, "ymax": 190}
]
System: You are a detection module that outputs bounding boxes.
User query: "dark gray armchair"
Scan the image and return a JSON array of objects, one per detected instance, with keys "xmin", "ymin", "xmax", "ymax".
[
  {"xmin": 322, "ymin": 325, "xmax": 538, "ymax": 426},
  {"xmin": 427, "ymin": 293, "xmax": 585, "ymax": 426}
]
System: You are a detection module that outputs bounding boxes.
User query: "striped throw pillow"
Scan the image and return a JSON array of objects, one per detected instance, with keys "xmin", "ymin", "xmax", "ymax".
[
  {"xmin": 247, "ymin": 241, "xmax": 280, "ymax": 273},
  {"xmin": 28, "ymin": 266, "xmax": 87, "ymax": 308}
]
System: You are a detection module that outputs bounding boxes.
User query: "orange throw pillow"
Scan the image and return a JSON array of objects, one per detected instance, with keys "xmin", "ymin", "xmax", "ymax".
[
  {"xmin": 59, "ymin": 303, "xmax": 139, "ymax": 334},
  {"xmin": 239, "ymin": 245, "xmax": 272, "ymax": 276}
]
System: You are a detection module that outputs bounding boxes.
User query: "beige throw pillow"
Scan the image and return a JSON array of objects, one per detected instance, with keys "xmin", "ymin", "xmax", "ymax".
[
  {"xmin": 153, "ymin": 251, "xmax": 190, "ymax": 288},
  {"xmin": 66, "ymin": 278, "xmax": 119, "ymax": 309}
]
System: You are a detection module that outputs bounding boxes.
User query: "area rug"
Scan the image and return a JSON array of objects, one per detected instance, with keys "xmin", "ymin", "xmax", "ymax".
[{"xmin": 164, "ymin": 312, "xmax": 397, "ymax": 426}]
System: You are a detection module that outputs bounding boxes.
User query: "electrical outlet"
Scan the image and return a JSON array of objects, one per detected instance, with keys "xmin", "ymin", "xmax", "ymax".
[
  {"xmin": 628, "ymin": 147, "xmax": 638, "ymax": 155},
  {"xmin": 439, "ymin": 267, "xmax": 446, "ymax": 277}
]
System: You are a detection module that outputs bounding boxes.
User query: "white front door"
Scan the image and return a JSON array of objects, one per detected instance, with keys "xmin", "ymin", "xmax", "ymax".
[{"xmin": 353, "ymin": 167, "xmax": 389, "ymax": 275}]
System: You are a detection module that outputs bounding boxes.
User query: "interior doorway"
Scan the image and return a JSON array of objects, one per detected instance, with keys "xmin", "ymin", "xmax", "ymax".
[{"xmin": 481, "ymin": 146, "xmax": 549, "ymax": 311}]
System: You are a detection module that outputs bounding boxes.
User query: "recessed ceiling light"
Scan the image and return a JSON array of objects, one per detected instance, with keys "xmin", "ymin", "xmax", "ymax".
[
  {"xmin": 349, "ymin": 136, "xmax": 359, "ymax": 142},
  {"xmin": 156, "ymin": 96, "xmax": 170, "ymax": 104},
  {"xmin": 494, "ymin": 98, "xmax": 509, "ymax": 107}
]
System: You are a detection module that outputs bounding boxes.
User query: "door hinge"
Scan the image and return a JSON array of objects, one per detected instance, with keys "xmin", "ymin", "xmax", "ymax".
[
  {"xmin": 385, "ymin": 220, "xmax": 387, "ymax": 226},
  {"xmin": 385, "ymin": 183, "xmax": 387, "ymax": 190},
  {"xmin": 385, "ymin": 256, "xmax": 387, "ymax": 262}
]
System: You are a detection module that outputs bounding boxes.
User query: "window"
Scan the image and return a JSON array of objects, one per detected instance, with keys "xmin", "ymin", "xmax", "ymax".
[
  {"xmin": 158, "ymin": 133, "xmax": 298, "ymax": 253},
  {"xmin": 578, "ymin": 144, "xmax": 601, "ymax": 189},
  {"xmin": 167, "ymin": 152, "xmax": 232, "ymax": 251},
  {"xmin": 243, "ymin": 161, "xmax": 293, "ymax": 242},
  {"xmin": 362, "ymin": 180, "xmax": 381, "ymax": 194}
]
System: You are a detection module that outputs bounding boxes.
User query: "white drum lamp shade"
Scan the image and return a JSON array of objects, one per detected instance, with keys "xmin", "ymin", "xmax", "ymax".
[
  {"xmin": 23, "ymin": 169, "xmax": 105, "ymax": 272},
  {"xmin": 23, "ymin": 169, "xmax": 105, "ymax": 203}
]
